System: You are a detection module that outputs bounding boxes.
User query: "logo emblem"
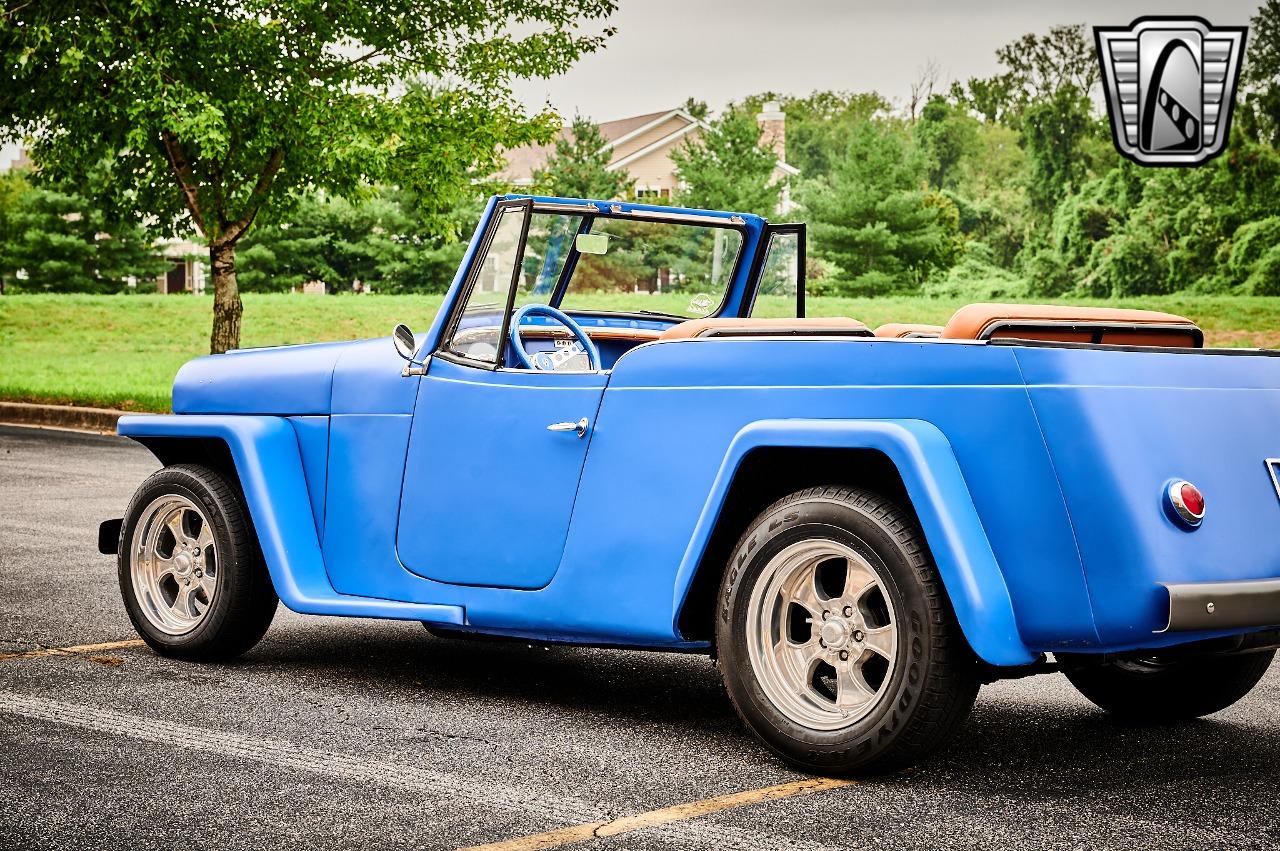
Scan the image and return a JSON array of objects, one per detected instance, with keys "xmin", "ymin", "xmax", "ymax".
[
  {"xmin": 1095, "ymin": 17, "xmax": 1247, "ymax": 166},
  {"xmin": 1267, "ymin": 459, "xmax": 1280, "ymax": 503}
]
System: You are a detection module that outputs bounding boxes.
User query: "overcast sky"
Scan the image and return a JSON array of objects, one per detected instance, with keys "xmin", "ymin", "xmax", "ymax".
[
  {"xmin": 1, "ymin": 1, "xmax": 1261, "ymax": 169},
  {"xmin": 508, "ymin": 0, "xmax": 1260, "ymax": 120}
]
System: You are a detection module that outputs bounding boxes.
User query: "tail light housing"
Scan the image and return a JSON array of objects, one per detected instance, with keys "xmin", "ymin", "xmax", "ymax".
[{"xmin": 1165, "ymin": 480, "xmax": 1205, "ymax": 528}]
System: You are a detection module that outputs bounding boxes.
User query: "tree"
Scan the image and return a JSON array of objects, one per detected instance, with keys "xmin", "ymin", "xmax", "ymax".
[
  {"xmin": 238, "ymin": 186, "xmax": 479, "ymax": 293},
  {"xmin": 2, "ymin": 180, "xmax": 167, "ymax": 293},
  {"xmin": 1020, "ymin": 87, "xmax": 1093, "ymax": 219},
  {"xmin": 671, "ymin": 109, "xmax": 781, "ymax": 213},
  {"xmin": 1243, "ymin": 1, "xmax": 1280, "ymax": 146},
  {"xmin": 0, "ymin": 169, "xmax": 28, "ymax": 294},
  {"xmin": 681, "ymin": 98, "xmax": 710, "ymax": 121},
  {"xmin": 907, "ymin": 59, "xmax": 942, "ymax": 122},
  {"xmin": 954, "ymin": 24, "xmax": 1097, "ymax": 125},
  {"xmin": 801, "ymin": 120, "xmax": 959, "ymax": 290},
  {"xmin": 752, "ymin": 91, "xmax": 890, "ymax": 180},
  {"xmin": 1, "ymin": 0, "xmax": 615, "ymax": 351},
  {"xmin": 917, "ymin": 95, "xmax": 980, "ymax": 189},
  {"xmin": 532, "ymin": 114, "xmax": 630, "ymax": 200}
]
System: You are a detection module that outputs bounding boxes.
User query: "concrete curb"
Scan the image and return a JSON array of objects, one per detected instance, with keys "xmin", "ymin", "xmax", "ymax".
[{"xmin": 0, "ymin": 401, "xmax": 135, "ymax": 434}]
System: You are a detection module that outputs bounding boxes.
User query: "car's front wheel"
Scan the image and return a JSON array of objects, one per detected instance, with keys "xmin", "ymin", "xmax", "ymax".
[
  {"xmin": 716, "ymin": 486, "xmax": 979, "ymax": 775},
  {"xmin": 118, "ymin": 463, "xmax": 277, "ymax": 661},
  {"xmin": 1062, "ymin": 650, "xmax": 1274, "ymax": 721}
]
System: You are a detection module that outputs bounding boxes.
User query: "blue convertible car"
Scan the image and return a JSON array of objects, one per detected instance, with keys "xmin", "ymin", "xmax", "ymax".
[{"xmin": 103, "ymin": 195, "xmax": 1280, "ymax": 774}]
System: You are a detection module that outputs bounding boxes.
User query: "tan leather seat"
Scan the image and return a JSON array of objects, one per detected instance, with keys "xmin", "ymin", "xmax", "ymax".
[
  {"xmin": 874, "ymin": 323, "xmax": 943, "ymax": 339},
  {"xmin": 658, "ymin": 316, "xmax": 871, "ymax": 341},
  {"xmin": 941, "ymin": 303, "xmax": 1203, "ymax": 348}
]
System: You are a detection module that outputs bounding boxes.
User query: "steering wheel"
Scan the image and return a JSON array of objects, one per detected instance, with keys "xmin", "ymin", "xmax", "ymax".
[{"xmin": 508, "ymin": 303, "xmax": 601, "ymax": 371}]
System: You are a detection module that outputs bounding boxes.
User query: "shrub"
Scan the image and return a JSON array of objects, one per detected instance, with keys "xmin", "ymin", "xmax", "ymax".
[
  {"xmin": 1228, "ymin": 216, "xmax": 1280, "ymax": 285},
  {"xmin": 921, "ymin": 255, "xmax": 1029, "ymax": 300},
  {"xmin": 1087, "ymin": 230, "xmax": 1168, "ymax": 297},
  {"xmin": 1247, "ymin": 245, "xmax": 1280, "ymax": 295},
  {"xmin": 1023, "ymin": 248, "xmax": 1074, "ymax": 297}
]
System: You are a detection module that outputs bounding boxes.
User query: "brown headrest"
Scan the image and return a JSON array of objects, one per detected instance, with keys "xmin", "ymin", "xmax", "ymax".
[
  {"xmin": 940, "ymin": 303, "xmax": 1203, "ymax": 348},
  {"xmin": 873, "ymin": 323, "xmax": 944, "ymax": 339},
  {"xmin": 658, "ymin": 316, "xmax": 871, "ymax": 341}
]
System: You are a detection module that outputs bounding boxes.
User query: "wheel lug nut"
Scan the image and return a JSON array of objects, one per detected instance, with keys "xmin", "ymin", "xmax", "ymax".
[
  {"xmin": 822, "ymin": 610, "xmax": 831, "ymax": 620},
  {"xmin": 843, "ymin": 606, "xmax": 853, "ymax": 617},
  {"xmin": 853, "ymin": 630, "xmax": 865, "ymax": 642},
  {"xmin": 839, "ymin": 650, "xmax": 849, "ymax": 661}
]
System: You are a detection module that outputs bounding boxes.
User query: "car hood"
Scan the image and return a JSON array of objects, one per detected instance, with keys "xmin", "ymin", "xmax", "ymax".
[{"xmin": 173, "ymin": 338, "xmax": 373, "ymax": 415}]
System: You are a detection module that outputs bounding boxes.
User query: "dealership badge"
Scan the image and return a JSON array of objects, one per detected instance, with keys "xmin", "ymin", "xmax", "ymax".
[{"xmin": 1095, "ymin": 17, "xmax": 1247, "ymax": 166}]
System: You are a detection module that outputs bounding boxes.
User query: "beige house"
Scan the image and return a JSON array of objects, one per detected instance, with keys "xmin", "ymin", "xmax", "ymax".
[{"xmin": 499, "ymin": 103, "xmax": 799, "ymax": 211}]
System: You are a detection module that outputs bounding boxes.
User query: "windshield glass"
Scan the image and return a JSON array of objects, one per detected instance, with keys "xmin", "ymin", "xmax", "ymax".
[{"xmin": 520, "ymin": 211, "xmax": 743, "ymax": 318}]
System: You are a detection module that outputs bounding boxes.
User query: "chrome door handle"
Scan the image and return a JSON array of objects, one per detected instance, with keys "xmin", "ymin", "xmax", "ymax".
[{"xmin": 547, "ymin": 417, "xmax": 589, "ymax": 438}]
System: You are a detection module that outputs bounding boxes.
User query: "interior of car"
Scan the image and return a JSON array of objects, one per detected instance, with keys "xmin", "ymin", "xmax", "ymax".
[{"xmin": 441, "ymin": 204, "xmax": 1205, "ymax": 373}]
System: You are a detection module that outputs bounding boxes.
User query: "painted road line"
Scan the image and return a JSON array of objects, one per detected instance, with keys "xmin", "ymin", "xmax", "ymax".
[
  {"xmin": 454, "ymin": 776, "xmax": 858, "ymax": 851},
  {"xmin": 0, "ymin": 639, "xmax": 146, "ymax": 662},
  {"xmin": 0, "ymin": 690, "xmax": 845, "ymax": 851}
]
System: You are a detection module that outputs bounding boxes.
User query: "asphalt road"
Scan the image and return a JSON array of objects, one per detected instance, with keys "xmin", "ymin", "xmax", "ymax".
[{"xmin": 2, "ymin": 423, "xmax": 1279, "ymax": 851}]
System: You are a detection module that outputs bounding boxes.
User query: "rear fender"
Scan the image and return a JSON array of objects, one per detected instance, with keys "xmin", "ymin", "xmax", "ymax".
[
  {"xmin": 117, "ymin": 414, "xmax": 463, "ymax": 624},
  {"xmin": 673, "ymin": 418, "xmax": 1036, "ymax": 667}
]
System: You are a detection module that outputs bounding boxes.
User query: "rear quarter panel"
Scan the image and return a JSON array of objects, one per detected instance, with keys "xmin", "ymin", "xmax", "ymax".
[
  {"xmin": 1015, "ymin": 346, "xmax": 1280, "ymax": 649},
  {"xmin": 567, "ymin": 338, "xmax": 1096, "ymax": 655}
]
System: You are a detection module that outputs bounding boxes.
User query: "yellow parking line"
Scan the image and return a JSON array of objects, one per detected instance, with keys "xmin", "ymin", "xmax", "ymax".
[
  {"xmin": 0, "ymin": 639, "xmax": 146, "ymax": 662},
  {"xmin": 454, "ymin": 776, "xmax": 856, "ymax": 851}
]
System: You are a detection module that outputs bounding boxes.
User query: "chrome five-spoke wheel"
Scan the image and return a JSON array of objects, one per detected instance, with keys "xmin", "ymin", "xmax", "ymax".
[
  {"xmin": 717, "ymin": 487, "xmax": 978, "ymax": 774},
  {"xmin": 130, "ymin": 494, "xmax": 219, "ymax": 635},
  {"xmin": 746, "ymin": 538, "xmax": 897, "ymax": 730}
]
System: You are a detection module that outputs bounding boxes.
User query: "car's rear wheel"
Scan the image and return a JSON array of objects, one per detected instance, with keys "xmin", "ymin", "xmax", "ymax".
[
  {"xmin": 1062, "ymin": 650, "xmax": 1274, "ymax": 721},
  {"xmin": 118, "ymin": 464, "xmax": 277, "ymax": 660},
  {"xmin": 716, "ymin": 486, "xmax": 979, "ymax": 775}
]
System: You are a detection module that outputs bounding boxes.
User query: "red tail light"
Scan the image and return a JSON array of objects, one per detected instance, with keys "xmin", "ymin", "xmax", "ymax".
[{"xmin": 1166, "ymin": 480, "xmax": 1205, "ymax": 528}]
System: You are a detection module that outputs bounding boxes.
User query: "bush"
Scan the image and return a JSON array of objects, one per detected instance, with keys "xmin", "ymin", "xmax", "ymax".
[
  {"xmin": 922, "ymin": 252, "xmax": 1029, "ymax": 300},
  {"xmin": 1087, "ymin": 230, "xmax": 1168, "ymax": 297},
  {"xmin": 825, "ymin": 270, "xmax": 902, "ymax": 296},
  {"xmin": 1024, "ymin": 248, "xmax": 1074, "ymax": 297},
  {"xmin": 1228, "ymin": 216, "xmax": 1280, "ymax": 285},
  {"xmin": 1247, "ymin": 245, "xmax": 1280, "ymax": 295}
]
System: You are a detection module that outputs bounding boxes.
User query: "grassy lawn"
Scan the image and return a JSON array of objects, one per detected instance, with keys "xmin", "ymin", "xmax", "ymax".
[{"xmin": 3, "ymin": 292, "xmax": 1279, "ymax": 413}]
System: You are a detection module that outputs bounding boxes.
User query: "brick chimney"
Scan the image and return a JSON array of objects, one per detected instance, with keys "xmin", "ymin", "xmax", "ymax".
[{"xmin": 756, "ymin": 101, "xmax": 786, "ymax": 164}]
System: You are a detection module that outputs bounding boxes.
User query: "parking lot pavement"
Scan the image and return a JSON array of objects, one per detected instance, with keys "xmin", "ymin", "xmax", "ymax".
[{"xmin": 2, "ymin": 422, "xmax": 1279, "ymax": 851}]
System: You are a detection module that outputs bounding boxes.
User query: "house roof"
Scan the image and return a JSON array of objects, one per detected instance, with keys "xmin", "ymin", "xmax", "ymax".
[{"xmin": 497, "ymin": 108, "xmax": 798, "ymax": 184}]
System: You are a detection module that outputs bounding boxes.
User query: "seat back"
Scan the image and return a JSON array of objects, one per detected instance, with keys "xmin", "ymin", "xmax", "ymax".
[
  {"xmin": 940, "ymin": 303, "xmax": 1203, "ymax": 348},
  {"xmin": 874, "ymin": 323, "xmax": 943, "ymax": 339},
  {"xmin": 658, "ymin": 317, "xmax": 872, "ymax": 341}
]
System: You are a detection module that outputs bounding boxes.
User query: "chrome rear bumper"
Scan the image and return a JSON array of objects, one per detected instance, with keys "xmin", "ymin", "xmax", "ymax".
[{"xmin": 1159, "ymin": 578, "xmax": 1280, "ymax": 633}]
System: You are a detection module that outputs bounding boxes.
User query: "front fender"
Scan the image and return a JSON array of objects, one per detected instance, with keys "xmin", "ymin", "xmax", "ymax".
[
  {"xmin": 117, "ymin": 414, "xmax": 463, "ymax": 624},
  {"xmin": 673, "ymin": 418, "xmax": 1036, "ymax": 667}
]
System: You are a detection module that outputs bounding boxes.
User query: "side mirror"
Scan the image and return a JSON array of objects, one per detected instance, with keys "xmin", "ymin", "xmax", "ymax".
[
  {"xmin": 392, "ymin": 324, "xmax": 428, "ymax": 376},
  {"xmin": 392, "ymin": 323, "xmax": 417, "ymax": 361}
]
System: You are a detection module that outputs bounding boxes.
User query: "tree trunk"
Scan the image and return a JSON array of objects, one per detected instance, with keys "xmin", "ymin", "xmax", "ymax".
[{"xmin": 209, "ymin": 240, "xmax": 242, "ymax": 354}]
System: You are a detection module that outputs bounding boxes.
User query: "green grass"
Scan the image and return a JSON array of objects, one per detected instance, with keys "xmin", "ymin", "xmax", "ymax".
[{"xmin": 3, "ymin": 292, "xmax": 1279, "ymax": 413}]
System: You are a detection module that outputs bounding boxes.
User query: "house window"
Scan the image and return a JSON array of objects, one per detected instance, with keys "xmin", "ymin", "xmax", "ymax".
[{"xmin": 633, "ymin": 185, "xmax": 672, "ymax": 201}]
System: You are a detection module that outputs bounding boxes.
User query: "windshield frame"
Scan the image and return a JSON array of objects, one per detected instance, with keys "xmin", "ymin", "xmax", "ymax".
[{"xmin": 531, "ymin": 202, "xmax": 750, "ymax": 323}]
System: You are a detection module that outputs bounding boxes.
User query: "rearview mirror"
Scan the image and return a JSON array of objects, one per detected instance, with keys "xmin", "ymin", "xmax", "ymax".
[
  {"xmin": 392, "ymin": 323, "xmax": 417, "ymax": 361},
  {"xmin": 575, "ymin": 232, "xmax": 609, "ymax": 255}
]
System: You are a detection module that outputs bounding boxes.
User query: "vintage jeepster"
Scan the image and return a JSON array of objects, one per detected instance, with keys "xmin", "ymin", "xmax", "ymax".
[{"xmin": 102, "ymin": 195, "xmax": 1280, "ymax": 774}]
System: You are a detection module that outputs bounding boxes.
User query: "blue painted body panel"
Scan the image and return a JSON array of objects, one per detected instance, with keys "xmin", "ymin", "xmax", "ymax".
[
  {"xmin": 126, "ymin": 194, "xmax": 1280, "ymax": 666},
  {"xmin": 116, "ymin": 414, "xmax": 464, "ymax": 625}
]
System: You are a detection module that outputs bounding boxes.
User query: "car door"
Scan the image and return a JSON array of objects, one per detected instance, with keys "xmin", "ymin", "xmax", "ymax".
[{"xmin": 395, "ymin": 199, "xmax": 607, "ymax": 590}]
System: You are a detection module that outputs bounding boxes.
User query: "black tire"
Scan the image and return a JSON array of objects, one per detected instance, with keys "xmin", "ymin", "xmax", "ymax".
[
  {"xmin": 715, "ymin": 486, "xmax": 979, "ymax": 776},
  {"xmin": 1062, "ymin": 650, "xmax": 1275, "ymax": 721},
  {"xmin": 118, "ymin": 463, "xmax": 277, "ymax": 661}
]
